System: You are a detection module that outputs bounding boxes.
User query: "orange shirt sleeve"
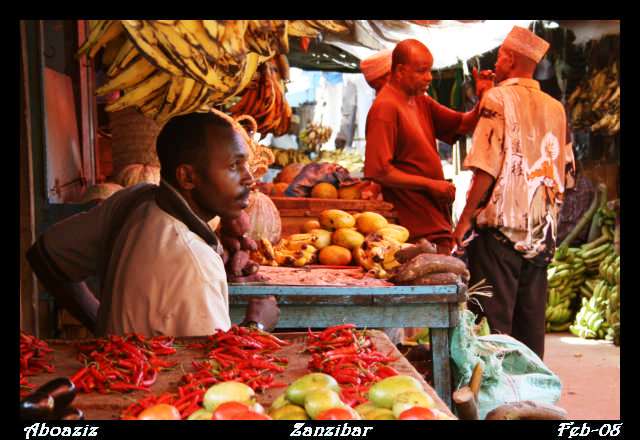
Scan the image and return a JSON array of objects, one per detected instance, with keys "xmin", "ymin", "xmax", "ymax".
[
  {"xmin": 464, "ymin": 90, "xmax": 506, "ymax": 179},
  {"xmin": 364, "ymin": 102, "xmax": 398, "ymax": 180}
]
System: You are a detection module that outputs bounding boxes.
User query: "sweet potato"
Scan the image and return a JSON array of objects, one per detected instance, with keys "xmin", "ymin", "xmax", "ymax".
[
  {"xmin": 393, "ymin": 253, "xmax": 468, "ymax": 284},
  {"xmin": 222, "ymin": 249, "xmax": 230, "ymax": 265},
  {"xmin": 394, "ymin": 238, "xmax": 438, "ymax": 263},
  {"xmin": 229, "ymin": 250, "xmax": 250, "ymax": 277},
  {"xmin": 240, "ymin": 234, "xmax": 258, "ymax": 252},
  {"xmin": 409, "ymin": 272, "xmax": 460, "ymax": 285}
]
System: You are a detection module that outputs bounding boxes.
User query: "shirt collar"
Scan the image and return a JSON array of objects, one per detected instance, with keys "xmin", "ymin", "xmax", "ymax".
[{"xmin": 498, "ymin": 77, "xmax": 541, "ymax": 90}]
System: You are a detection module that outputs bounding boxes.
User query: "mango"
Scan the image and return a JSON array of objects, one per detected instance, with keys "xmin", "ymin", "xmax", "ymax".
[
  {"xmin": 391, "ymin": 391, "xmax": 436, "ymax": 418},
  {"xmin": 368, "ymin": 376, "xmax": 423, "ymax": 409},
  {"xmin": 319, "ymin": 245, "xmax": 352, "ymax": 266},
  {"xmin": 356, "ymin": 212, "xmax": 388, "ymax": 234},
  {"xmin": 186, "ymin": 409, "xmax": 213, "ymax": 420},
  {"xmin": 304, "ymin": 389, "xmax": 343, "ymax": 419},
  {"xmin": 302, "ymin": 220, "xmax": 321, "ymax": 233},
  {"xmin": 319, "ymin": 209, "xmax": 355, "ymax": 231},
  {"xmin": 364, "ymin": 408, "xmax": 396, "ymax": 420},
  {"xmin": 270, "ymin": 393, "xmax": 290, "ymax": 411},
  {"xmin": 270, "ymin": 404, "xmax": 308, "ymax": 420},
  {"xmin": 377, "ymin": 225, "xmax": 410, "ymax": 243},
  {"xmin": 286, "ymin": 373, "xmax": 340, "ymax": 406},
  {"xmin": 354, "ymin": 402, "xmax": 378, "ymax": 419},
  {"xmin": 309, "ymin": 229, "xmax": 332, "ymax": 250},
  {"xmin": 332, "ymin": 228, "xmax": 365, "ymax": 250},
  {"xmin": 338, "ymin": 185, "xmax": 362, "ymax": 200},
  {"xmin": 203, "ymin": 382, "xmax": 255, "ymax": 411}
]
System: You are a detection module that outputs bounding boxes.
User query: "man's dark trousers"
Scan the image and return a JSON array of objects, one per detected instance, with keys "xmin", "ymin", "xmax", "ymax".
[{"xmin": 466, "ymin": 229, "xmax": 548, "ymax": 359}]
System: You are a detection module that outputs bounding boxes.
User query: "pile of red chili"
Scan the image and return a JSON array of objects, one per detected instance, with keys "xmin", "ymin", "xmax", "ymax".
[
  {"xmin": 120, "ymin": 325, "xmax": 290, "ymax": 420},
  {"xmin": 20, "ymin": 332, "xmax": 55, "ymax": 397},
  {"xmin": 70, "ymin": 333, "xmax": 177, "ymax": 394},
  {"xmin": 304, "ymin": 324, "xmax": 399, "ymax": 407},
  {"xmin": 186, "ymin": 325, "xmax": 290, "ymax": 392}
]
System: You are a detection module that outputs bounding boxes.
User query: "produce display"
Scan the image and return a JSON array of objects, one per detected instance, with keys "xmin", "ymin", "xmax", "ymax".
[
  {"xmin": 78, "ymin": 20, "xmax": 349, "ymax": 122},
  {"xmin": 228, "ymin": 58, "xmax": 292, "ymax": 137},
  {"xmin": 249, "ymin": 209, "xmax": 411, "ymax": 277},
  {"xmin": 121, "ymin": 325, "xmax": 290, "ymax": 419},
  {"xmin": 568, "ymin": 63, "xmax": 620, "ymax": 136},
  {"xmin": 299, "ymin": 122, "xmax": 333, "ymax": 153},
  {"xmin": 545, "ymin": 202, "xmax": 619, "ymax": 341},
  {"xmin": 20, "ymin": 332, "xmax": 55, "ymax": 398},
  {"xmin": 69, "ymin": 334, "xmax": 177, "ymax": 394}
]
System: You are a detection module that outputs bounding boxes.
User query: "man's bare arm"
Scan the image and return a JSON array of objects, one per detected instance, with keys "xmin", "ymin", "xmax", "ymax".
[{"xmin": 453, "ymin": 169, "xmax": 495, "ymax": 248}]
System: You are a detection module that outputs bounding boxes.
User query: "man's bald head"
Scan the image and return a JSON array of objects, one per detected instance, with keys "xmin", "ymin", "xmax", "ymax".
[
  {"xmin": 390, "ymin": 39, "xmax": 434, "ymax": 97},
  {"xmin": 392, "ymin": 39, "xmax": 433, "ymax": 72}
]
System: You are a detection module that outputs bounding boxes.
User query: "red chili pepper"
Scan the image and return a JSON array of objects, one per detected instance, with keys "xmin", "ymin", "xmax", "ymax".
[
  {"xmin": 375, "ymin": 365, "xmax": 399, "ymax": 378},
  {"xmin": 142, "ymin": 367, "xmax": 158, "ymax": 387},
  {"xmin": 70, "ymin": 367, "xmax": 90, "ymax": 385},
  {"xmin": 109, "ymin": 382, "xmax": 149, "ymax": 392}
]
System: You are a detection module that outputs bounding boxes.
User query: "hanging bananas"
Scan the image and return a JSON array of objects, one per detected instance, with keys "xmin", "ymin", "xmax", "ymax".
[{"xmin": 78, "ymin": 20, "xmax": 295, "ymax": 123}]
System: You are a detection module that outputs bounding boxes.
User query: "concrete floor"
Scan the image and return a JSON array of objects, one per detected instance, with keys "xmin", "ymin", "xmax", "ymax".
[{"xmin": 544, "ymin": 332, "xmax": 620, "ymax": 420}]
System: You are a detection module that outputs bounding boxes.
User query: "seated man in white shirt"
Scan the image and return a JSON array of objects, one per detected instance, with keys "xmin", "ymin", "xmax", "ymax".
[{"xmin": 27, "ymin": 112, "xmax": 280, "ymax": 337}]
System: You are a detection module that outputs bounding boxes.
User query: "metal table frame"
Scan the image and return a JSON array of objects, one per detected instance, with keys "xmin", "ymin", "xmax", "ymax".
[{"xmin": 229, "ymin": 283, "xmax": 466, "ymax": 409}]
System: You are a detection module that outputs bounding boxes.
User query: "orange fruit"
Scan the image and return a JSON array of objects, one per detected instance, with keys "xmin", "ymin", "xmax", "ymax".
[
  {"xmin": 338, "ymin": 185, "xmax": 362, "ymax": 200},
  {"xmin": 302, "ymin": 220, "xmax": 321, "ymax": 232},
  {"xmin": 311, "ymin": 183, "xmax": 338, "ymax": 199},
  {"xmin": 319, "ymin": 245, "xmax": 352, "ymax": 266},
  {"xmin": 272, "ymin": 182, "xmax": 290, "ymax": 197}
]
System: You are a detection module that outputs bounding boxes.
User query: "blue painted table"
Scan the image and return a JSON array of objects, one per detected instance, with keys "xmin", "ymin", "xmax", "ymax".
[{"xmin": 229, "ymin": 283, "xmax": 467, "ymax": 409}]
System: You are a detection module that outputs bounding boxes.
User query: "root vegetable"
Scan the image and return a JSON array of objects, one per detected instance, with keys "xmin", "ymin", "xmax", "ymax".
[
  {"xmin": 242, "ymin": 261, "xmax": 259, "ymax": 276},
  {"xmin": 409, "ymin": 272, "xmax": 460, "ymax": 285},
  {"xmin": 394, "ymin": 238, "xmax": 437, "ymax": 263},
  {"xmin": 221, "ymin": 236, "xmax": 242, "ymax": 253},
  {"xmin": 221, "ymin": 211, "xmax": 251, "ymax": 238},
  {"xmin": 393, "ymin": 254, "xmax": 468, "ymax": 284},
  {"xmin": 228, "ymin": 273, "xmax": 268, "ymax": 284}
]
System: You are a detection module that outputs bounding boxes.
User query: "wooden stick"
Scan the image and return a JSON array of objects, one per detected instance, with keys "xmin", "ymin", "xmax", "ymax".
[
  {"xmin": 485, "ymin": 401, "xmax": 568, "ymax": 420},
  {"xmin": 452, "ymin": 386, "xmax": 478, "ymax": 420},
  {"xmin": 469, "ymin": 362, "xmax": 484, "ymax": 400}
]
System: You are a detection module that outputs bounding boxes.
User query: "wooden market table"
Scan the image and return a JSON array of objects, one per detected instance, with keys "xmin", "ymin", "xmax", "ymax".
[
  {"xmin": 27, "ymin": 331, "xmax": 454, "ymax": 420},
  {"xmin": 229, "ymin": 282, "xmax": 467, "ymax": 409}
]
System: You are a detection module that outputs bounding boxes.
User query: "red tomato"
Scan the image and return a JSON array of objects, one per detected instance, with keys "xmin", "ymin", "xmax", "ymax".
[
  {"xmin": 137, "ymin": 404, "xmax": 181, "ymax": 420},
  {"xmin": 212, "ymin": 402, "xmax": 250, "ymax": 420},
  {"xmin": 316, "ymin": 408, "xmax": 357, "ymax": 420},
  {"xmin": 229, "ymin": 410, "xmax": 272, "ymax": 420},
  {"xmin": 397, "ymin": 406, "xmax": 438, "ymax": 420}
]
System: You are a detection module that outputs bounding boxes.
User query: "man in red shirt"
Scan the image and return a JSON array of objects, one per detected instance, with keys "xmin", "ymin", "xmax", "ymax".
[{"xmin": 364, "ymin": 39, "xmax": 486, "ymax": 254}]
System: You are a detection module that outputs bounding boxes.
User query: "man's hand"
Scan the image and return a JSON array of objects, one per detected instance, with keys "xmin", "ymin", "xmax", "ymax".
[
  {"xmin": 430, "ymin": 180, "xmax": 456, "ymax": 204},
  {"xmin": 335, "ymin": 137, "xmax": 347, "ymax": 150},
  {"xmin": 244, "ymin": 296, "xmax": 280, "ymax": 331},
  {"xmin": 472, "ymin": 67, "xmax": 495, "ymax": 101},
  {"xmin": 452, "ymin": 214, "xmax": 473, "ymax": 255}
]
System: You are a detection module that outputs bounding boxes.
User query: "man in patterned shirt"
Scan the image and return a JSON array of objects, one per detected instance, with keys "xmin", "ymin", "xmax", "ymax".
[{"xmin": 453, "ymin": 26, "xmax": 575, "ymax": 358}]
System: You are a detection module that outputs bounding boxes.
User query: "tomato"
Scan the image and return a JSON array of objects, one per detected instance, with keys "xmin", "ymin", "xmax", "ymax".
[
  {"xmin": 212, "ymin": 402, "xmax": 251, "ymax": 420},
  {"xmin": 316, "ymin": 408, "xmax": 358, "ymax": 420},
  {"xmin": 397, "ymin": 406, "xmax": 438, "ymax": 420},
  {"xmin": 229, "ymin": 410, "xmax": 272, "ymax": 420},
  {"xmin": 137, "ymin": 404, "xmax": 181, "ymax": 420}
]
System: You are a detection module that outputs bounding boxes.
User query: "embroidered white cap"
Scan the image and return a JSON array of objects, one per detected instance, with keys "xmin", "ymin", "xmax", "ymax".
[{"xmin": 502, "ymin": 26, "xmax": 550, "ymax": 64}]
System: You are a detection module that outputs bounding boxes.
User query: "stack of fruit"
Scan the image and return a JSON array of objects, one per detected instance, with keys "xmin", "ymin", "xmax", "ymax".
[
  {"xmin": 250, "ymin": 210, "xmax": 411, "ymax": 277},
  {"xmin": 568, "ymin": 63, "xmax": 620, "ymax": 136},
  {"xmin": 545, "ymin": 204, "xmax": 619, "ymax": 334},
  {"xmin": 269, "ymin": 373, "xmax": 452, "ymax": 420},
  {"xmin": 299, "ymin": 123, "xmax": 332, "ymax": 153},
  {"xmin": 228, "ymin": 58, "xmax": 292, "ymax": 137},
  {"xmin": 317, "ymin": 149, "xmax": 365, "ymax": 174},
  {"xmin": 570, "ymin": 252, "xmax": 620, "ymax": 342},
  {"xmin": 219, "ymin": 211, "xmax": 266, "ymax": 283}
]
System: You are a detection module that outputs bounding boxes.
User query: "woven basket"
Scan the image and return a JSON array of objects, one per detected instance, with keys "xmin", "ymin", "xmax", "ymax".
[{"xmin": 109, "ymin": 107, "xmax": 162, "ymax": 176}]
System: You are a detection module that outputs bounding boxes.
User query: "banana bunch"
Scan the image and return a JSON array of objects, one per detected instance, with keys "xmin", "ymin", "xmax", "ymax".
[
  {"xmin": 570, "ymin": 280, "xmax": 611, "ymax": 340},
  {"xmin": 353, "ymin": 233, "xmax": 408, "ymax": 279},
  {"xmin": 317, "ymin": 150, "xmax": 365, "ymax": 174},
  {"xmin": 250, "ymin": 236, "xmax": 318, "ymax": 267},
  {"xmin": 228, "ymin": 59, "xmax": 292, "ymax": 137},
  {"xmin": 545, "ymin": 247, "xmax": 584, "ymax": 332},
  {"xmin": 270, "ymin": 147, "xmax": 313, "ymax": 168},
  {"xmin": 78, "ymin": 20, "xmax": 288, "ymax": 122},
  {"xmin": 600, "ymin": 253, "xmax": 620, "ymax": 345},
  {"xmin": 299, "ymin": 123, "xmax": 333, "ymax": 153},
  {"xmin": 599, "ymin": 253, "xmax": 620, "ymax": 286},
  {"xmin": 287, "ymin": 20, "xmax": 351, "ymax": 37},
  {"xmin": 568, "ymin": 63, "xmax": 620, "ymax": 136}
]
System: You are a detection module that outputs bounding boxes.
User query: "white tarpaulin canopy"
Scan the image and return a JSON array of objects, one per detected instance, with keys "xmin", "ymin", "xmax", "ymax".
[{"xmin": 325, "ymin": 20, "xmax": 534, "ymax": 69}]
